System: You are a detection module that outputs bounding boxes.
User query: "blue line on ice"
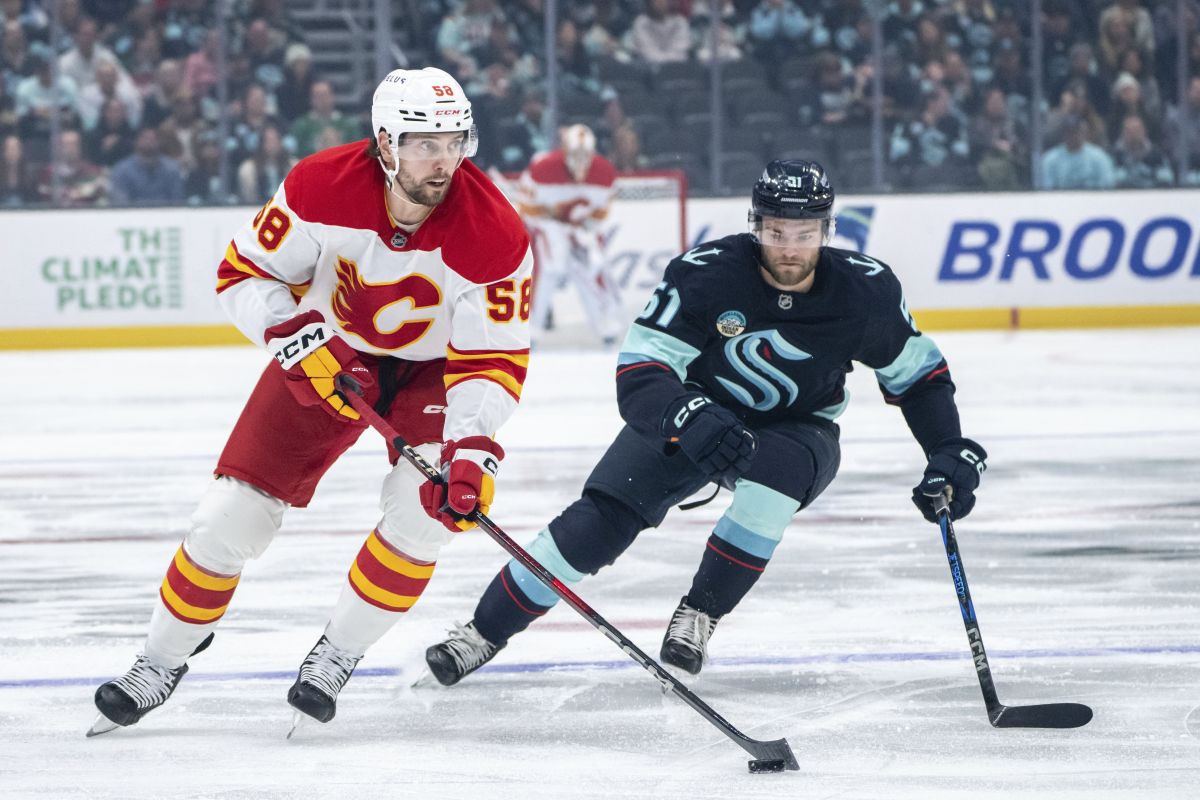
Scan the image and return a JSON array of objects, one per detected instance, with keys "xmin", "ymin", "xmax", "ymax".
[
  {"xmin": 3, "ymin": 428, "xmax": 1199, "ymax": 469},
  {"xmin": 5, "ymin": 643, "xmax": 1197, "ymax": 689}
]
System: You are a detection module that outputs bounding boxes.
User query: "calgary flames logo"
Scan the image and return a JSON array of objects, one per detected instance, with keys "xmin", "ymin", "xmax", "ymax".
[{"xmin": 331, "ymin": 257, "xmax": 441, "ymax": 350}]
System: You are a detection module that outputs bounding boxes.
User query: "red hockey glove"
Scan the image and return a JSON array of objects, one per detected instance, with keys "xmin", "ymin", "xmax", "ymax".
[
  {"xmin": 264, "ymin": 310, "xmax": 374, "ymax": 422},
  {"xmin": 419, "ymin": 437, "xmax": 505, "ymax": 532}
]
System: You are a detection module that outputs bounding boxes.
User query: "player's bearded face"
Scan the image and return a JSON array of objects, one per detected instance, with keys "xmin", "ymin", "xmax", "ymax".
[
  {"xmin": 757, "ymin": 218, "xmax": 825, "ymax": 288},
  {"xmin": 389, "ymin": 133, "xmax": 467, "ymax": 206},
  {"xmin": 395, "ymin": 159, "xmax": 453, "ymax": 206}
]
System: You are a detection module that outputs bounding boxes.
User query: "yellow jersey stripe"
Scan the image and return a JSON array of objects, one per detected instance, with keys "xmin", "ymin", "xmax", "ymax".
[
  {"xmin": 446, "ymin": 348, "xmax": 530, "ymax": 367},
  {"xmin": 444, "ymin": 369, "xmax": 523, "ymax": 398}
]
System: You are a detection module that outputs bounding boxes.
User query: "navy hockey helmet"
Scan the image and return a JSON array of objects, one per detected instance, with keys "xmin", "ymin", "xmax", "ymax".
[{"xmin": 748, "ymin": 159, "xmax": 837, "ymax": 244}]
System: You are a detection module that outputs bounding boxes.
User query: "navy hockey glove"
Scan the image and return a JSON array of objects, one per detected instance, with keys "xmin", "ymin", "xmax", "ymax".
[
  {"xmin": 913, "ymin": 437, "xmax": 987, "ymax": 522},
  {"xmin": 662, "ymin": 393, "xmax": 757, "ymax": 485}
]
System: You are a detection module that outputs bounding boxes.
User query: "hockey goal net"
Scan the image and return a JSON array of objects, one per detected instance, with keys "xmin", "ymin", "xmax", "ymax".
[
  {"xmin": 492, "ymin": 167, "xmax": 689, "ymax": 347},
  {"xmin": 497, "ymin": 168, "xmax": 688, "ymax": 254},
  {"xmin": 611, "ymin": 169, "xmax": 688, "ymax": 253}
]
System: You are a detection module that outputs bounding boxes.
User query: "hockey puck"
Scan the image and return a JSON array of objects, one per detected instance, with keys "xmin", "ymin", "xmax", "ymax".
[{"xmin": 748, "ymin": 759, "xmax": 788, "ymax": 774}]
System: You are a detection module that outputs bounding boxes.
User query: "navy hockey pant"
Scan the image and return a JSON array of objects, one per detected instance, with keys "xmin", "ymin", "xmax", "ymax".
[{"xmin": 472, "ymin": 419, "xmax": 840, "ymax": 647}]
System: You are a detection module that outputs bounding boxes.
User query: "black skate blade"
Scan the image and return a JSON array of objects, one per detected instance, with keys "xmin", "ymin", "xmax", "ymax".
[
  {"xmin": 990, "ymin": 702, "xmax": 1093, "ymax": 729},
  {"xmin": 744, "ymin": 737, "xmax": 799, "ymax": 771},
  {"xmin": 86, "ymin": 713, "xmax": 120, "ymax": 738}
]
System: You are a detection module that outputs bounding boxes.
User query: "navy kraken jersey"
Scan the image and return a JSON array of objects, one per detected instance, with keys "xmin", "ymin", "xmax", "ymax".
[{"xmin": 615, "ymin": 233, "xmax": 962, "ymax": 455}]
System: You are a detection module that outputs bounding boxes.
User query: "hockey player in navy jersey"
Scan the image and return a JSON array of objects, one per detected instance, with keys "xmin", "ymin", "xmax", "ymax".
[{"xmin": 424, "ymin": 159, "xmax": 987, "ymax": 681}]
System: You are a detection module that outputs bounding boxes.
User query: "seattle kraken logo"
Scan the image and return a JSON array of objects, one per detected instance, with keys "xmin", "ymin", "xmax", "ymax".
[{"xmin": 716, "ymin": 330, "xmax": 811, "ymax": 411}]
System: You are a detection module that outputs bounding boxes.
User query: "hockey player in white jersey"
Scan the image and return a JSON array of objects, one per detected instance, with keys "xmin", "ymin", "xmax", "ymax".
[
  {"xmin": 517, "ymin": 124, "xmax": 623, "ymax": 344},
  {"xmin": 89, "ymin": 67, "xmax": 534, "ymax": 736}
]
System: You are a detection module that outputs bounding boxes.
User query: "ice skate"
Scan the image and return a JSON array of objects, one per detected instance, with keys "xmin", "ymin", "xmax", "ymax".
[
  {"xmin": 660, "ymin": 597, "xmax": 719, "ymax": 676},
  {"xmin": 286, "ymin": 635, "xmax": 362, "ymax": 725},
  {"xmin": 424, "ymin": 621, "xmax": 502, "ymax": 686},
  {"xmin": 88, "ymin": 633, "xmax": 214, "ymax": 737}
]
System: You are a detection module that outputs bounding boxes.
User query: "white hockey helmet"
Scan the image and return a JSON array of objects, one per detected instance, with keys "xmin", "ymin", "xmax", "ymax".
[
  {"xmin": 561, "ymin": 123, "xmax": 596, "ymax": 181},
  {"xmin": 371, "ymin": 67, "xmax": 478, "ymax": 182}
]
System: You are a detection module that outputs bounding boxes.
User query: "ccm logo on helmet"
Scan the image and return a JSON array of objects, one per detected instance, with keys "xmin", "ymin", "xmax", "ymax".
[{"xmin": 435, "ymin": 109, "xmax": 462, "ymax": 115}]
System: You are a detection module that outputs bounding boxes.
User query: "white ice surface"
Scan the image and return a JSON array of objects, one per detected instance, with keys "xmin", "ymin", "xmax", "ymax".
[{"xmin": 1, "ymin": 328, "xmax": 1200, "ymax": 799}]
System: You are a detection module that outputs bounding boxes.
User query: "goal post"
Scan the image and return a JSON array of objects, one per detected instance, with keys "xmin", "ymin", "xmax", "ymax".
[{"xmin": 610, "ymin": 169, "xmax": 688, "ymax": 254}]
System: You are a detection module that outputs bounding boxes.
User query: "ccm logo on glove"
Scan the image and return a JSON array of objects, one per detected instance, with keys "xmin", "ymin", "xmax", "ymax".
[
  {"xmin": 671, "ymin": 395, "xmax": 712, "ymax": 429},
  {"xmin": 264, "ymin": 310, "xmax": 374, "ymax": 421},
  {"xmin": 913, "ymin": 437, "xmax": 987, "ymax": 523},
  {"xmin": 662, "ymin": 392, "xmax": 757, "ymax": 486},
  {"xmin": 271, "ymin": 321, "xmax": 329, "ymax": 369}
]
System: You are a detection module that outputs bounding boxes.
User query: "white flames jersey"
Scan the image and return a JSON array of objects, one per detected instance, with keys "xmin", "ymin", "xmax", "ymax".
[
  {"xmin": 216, "ymin": 140, "xmax": 534, "ymax": 440},
  {"xmin": 517, "ymin": 149, "xmax": 617, "ymax": 227}
]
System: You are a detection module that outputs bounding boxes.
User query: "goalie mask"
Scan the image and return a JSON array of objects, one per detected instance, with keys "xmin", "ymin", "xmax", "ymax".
[
  {"xmin": 748, "ymin": 159, "xmax": 837, "ymax": 246},
  {"xmin": 562, "ymin": 124, "xmax": 596, "ymax": 181},
  {"xmin": 371, "ymin": 67, "xmax": 478, "ymax": 188}
]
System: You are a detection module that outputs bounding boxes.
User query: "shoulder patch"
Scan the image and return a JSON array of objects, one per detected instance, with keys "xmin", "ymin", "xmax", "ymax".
[{"xmin": 828, "ymin": 247, "xmax": 895, "ymax": 280}]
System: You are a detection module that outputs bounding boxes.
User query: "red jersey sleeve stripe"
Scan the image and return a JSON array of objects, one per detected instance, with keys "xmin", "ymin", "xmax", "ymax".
[
  {"xmin": 216, "ymin": 241, "xmax": 275, "ymax": 293},
  {"xmin": 444, "ymin": 345, "xmax": 529, "ymax": 400},
  {"xmin": 447, "ymin": 345, "xmax": 530, "ymax": 365}
]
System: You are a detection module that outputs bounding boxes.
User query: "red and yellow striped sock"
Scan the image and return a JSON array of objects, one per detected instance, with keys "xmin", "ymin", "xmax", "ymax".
[
  {"xmin": 347, "ymin": 529, "xmax": 436, "ymax": 613},
  {"xmin": 159, "ymin": 545, "xmax": 240, "ymax": 624}
]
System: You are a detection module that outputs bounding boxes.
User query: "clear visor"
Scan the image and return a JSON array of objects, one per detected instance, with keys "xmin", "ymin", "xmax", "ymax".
[
  {"xmin": 749, "ymin": 215, "xmax": 832, "ymax": 248},
  {"xmin": 395, "ymin": 128, "xmax": 477, "ymax": 162}
]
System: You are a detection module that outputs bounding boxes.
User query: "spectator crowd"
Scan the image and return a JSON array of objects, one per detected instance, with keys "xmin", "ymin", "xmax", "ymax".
[{"xmin": 1, "ymin": 0, "xmax": 1198, "ymax": 208}]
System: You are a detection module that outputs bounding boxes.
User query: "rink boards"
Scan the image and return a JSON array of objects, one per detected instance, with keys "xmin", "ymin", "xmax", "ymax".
[{"xmin": 1, "ymin": 189, "xmax": 1198, "ymax": 349}]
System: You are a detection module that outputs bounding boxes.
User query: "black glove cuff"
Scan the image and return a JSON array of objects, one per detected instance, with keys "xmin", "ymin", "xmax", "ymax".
[
  {"xmin": 927, "ymin": 436, "xmax": 987, "ymax": 492},
  {"xmin": 929, "ymin": 436, "xmax": 987, "ymax": 464},
  {"xmin": 660, "ymin": 392, "xmax": 713, "ymax": 438}
]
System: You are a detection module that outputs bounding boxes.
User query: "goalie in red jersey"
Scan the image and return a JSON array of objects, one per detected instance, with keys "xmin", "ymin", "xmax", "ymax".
[
  {"xmin": 517, "ymin": 124, "xmax": 624, "ymax": 345},
  {"xmin": 90, "ymin": 67, "xmax": 534, "ymax": 736}
]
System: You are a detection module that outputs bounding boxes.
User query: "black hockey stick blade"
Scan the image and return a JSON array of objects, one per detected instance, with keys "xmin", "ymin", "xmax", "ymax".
[
  {"xmin": 744, "ymin": 738, "xmax": 801, "ymax": 771},
  {"xmin": 933, "ymin": 496, "xmax": 1093, "ymax": 731},
  {"xmin": 990, "ymin": 702, "xmax": 1093, "ymax": 729}
]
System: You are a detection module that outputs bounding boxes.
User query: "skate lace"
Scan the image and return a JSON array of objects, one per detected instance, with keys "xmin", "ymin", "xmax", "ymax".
[
  {"xmin": 298, "ymin": 638, "xmax": 361, "ymax": 699},
  {"xmin": 111, "ymin": 656, "xmax": 179, "ymax": 711},
  {"xmin": 666, "ymin": 605, "xmax": 716, "ymax": 658},
  {"xmin": 439, "ymin": 623, "xmax": 495, "ymax": 673}
]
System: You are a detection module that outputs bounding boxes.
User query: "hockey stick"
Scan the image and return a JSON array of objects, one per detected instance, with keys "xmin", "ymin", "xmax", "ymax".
[
  {"xmin": 934, "ymin": 493, "xmax": 1093, "ymax": 728},
  {"xmin": 336, "ymin": 375, "xmax": 799, "ymax": 772}
]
